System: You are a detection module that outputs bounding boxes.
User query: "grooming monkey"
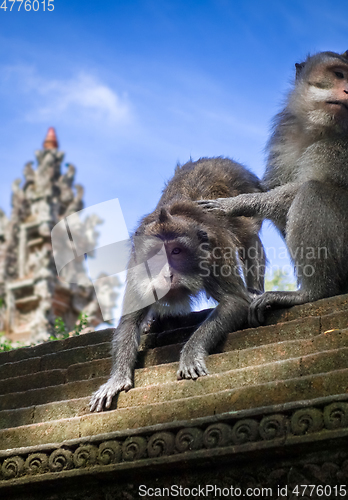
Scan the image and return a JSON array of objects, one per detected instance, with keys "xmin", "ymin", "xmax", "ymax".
[
  {"xmin": 90, "ymin": 157, "xmax": 265, "ymax": 412},
  {"xmin": 199, "ymin": 50, "xmax": 348, "ymax": 326}
]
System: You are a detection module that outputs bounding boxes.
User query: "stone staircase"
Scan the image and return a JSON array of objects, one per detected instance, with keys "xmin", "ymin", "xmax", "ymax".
[{"xmin": 1, "ymin": 294, "xmax": 348, "ymax": 497}]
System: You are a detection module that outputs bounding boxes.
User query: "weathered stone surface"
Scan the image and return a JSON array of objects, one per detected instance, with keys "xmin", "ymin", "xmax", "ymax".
[
  {"xmin": 0, "ymin": 329, "xmax": 113, "ymax": 365},
  {"xmin": 1, "ymin": 294, "xmax": 348, "ymax": 496},
  {"xmin": 0, "ymin": 407, "xmax": 34, "ymax": 430},
  {"xmin": 266, "ymin": 293, "xmax": 348, "ymax": 324},
  {"xmin": 40, "ymin": 342, "xmax": 111, "ymax": 371},
  {"xmin": 1, "ymin": 322, "xmax": 345, "ymax": 416},
  {"xmin": 321, "ymin": 310, "xmax": 348, "ymax": 332},
  {"xmin": 0, "ymin": 417, "xmax": 80, "ymax": 449},
  {"xmin": 66, "ymin": 357, "xmax": 112, "ymax": 383},
  {"xmin": 223, "ymin": 315, "xmax": 321, "ymax": 351},
  {"xmin": 0, "ymin": 377, "xmax": 102, "ymax": 412},
  {"xmin": 0, "ymin": 369, "xmax": 65, "ymax": 395},
  {"xmin": 0, "ymin": 356, "xmax": 41, "ymax": 380},
  {"xmin": 2, "ymin": 365, "xmax": 348, "ymax": 449}
]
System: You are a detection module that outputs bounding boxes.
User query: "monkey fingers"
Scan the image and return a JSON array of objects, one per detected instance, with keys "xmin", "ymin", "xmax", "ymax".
[
  {"xmin": 89, "ymin": 375, "xmax": 132, "ymax": 412},
  {"xmin": 198, "ymin": 197, "xmax": 246, "ymax": 216},
  {"xmin": 196, "ymin": 199, "xmax": 227, "ymax": 212}
]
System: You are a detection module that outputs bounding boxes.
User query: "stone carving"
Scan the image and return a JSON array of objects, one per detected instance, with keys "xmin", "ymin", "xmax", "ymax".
[
  {"xmin": 203, "ymin": 422, "xmax": 233, "ymax": 448},
  {"xmin": 97, "ymin": 440, "xmax": 122, "ymax": 465},
  {"xmin": 0, "ymin": 128, "xmax": 118, "ymax": 343},
  {"xmin": 147, "ymin": 432, "xmax": 175, "ymax": 457},
  {"xmin": 122, "ymin": 436, "xmax": 147, "ymax": 461},
  {"xmin": 1, "ymin": 399, "xmax": 348, "ymax": 485}
]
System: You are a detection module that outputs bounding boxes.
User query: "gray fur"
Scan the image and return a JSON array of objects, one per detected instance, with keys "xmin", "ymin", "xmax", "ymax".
[
  {"xmin": 199, "ymin": 51, "xmax": 348, "ymax": 325},
  {"xmin": 90, "ymin": 157, "xmax": 265, "ymax": 412}
]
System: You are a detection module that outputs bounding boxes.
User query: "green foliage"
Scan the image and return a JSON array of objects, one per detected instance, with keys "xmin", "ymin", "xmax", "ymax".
[
  {"xmin": 54, "ymin": 316, "xmax": 67, "ymax": 337},
  {"xmin": 265, "ymin": 268, "xmax": 296, "ymax": 292},
  {"xmin": 50, "ymin": 312, "xmax": 89, "ymax": 341},
  {"xmin": 0, "ymin": 332, "xmax": 24, "ymax": 352}
]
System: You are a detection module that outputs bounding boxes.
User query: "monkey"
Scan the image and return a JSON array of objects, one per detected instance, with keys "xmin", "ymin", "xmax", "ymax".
[
  {"xmin": 90, "ymin": 157, "xmax": 265, "ymax": 412},
  {"xmin": 199, "ymin": 50, "xmax": 348, "ymax": 327}
]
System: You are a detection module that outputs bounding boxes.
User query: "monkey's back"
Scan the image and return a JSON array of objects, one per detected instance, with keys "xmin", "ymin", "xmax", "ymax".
[{"xmin": 158, "ymin": 157, "xmax": 262, "ymax": 207}]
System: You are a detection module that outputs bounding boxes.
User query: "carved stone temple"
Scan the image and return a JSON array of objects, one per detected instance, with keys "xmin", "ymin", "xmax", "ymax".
[{"xmin": 0, "ymin": 128, "xmax": 108, "ymax": 344}]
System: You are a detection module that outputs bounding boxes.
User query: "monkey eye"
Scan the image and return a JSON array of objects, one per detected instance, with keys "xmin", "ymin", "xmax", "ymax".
[
  {"xmin": 334, "ymin": 71, "xmax": 344, "ymax": 79},
  {"xmin": 171, "ymin": 248, "xmax": 181, "ymax": 255}
]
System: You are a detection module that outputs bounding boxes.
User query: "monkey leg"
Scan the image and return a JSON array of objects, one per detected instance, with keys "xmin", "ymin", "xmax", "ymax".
[
  {"xmin": 288, "ymin": 180, "xmax": 348, "ymax": 297},
  {"xmin": 243, "ymin": 233, "xmax": 266, "ymax": 293},
  {"xmin": 177, "ymin": 295, "xmax": 249, "ymax": 380},
  {"xmin": 249, "ymin": 181, "xmax": 348, "ymax": 326},
  {"xmin": 90, "ymin": 310, "xmax": 144, "ymax": 412}
]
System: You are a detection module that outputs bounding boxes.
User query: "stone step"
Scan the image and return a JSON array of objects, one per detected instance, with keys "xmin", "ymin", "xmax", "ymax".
[
  {"xmin": 0, "ymin": 328, "xmax": 114, "ymax": 365},
  {"xmin": 0, "ymin": 314, "xmax": 326, "ymax": 405},
  {"xmin": 1, "ymin": 366, "xmax": 348, "ymax": 451},
  {"xmin": 266, "ymin": 293, "xmax": 348, "ymax": 325},
  {"xmin": 67, "ymin": 326, "xmax": 348, "ymax": 386},
  {"xmin": 0, "ymin": 342, "xmax": 111, "ymax": 381},
  {"xmin": 0, "ymin": 314, "xmax": 321, "ymax": 384},
  {"xmin": 101, "ymin": 346, "xmax": 348, "ymax": 411},
  {"xmin": 0, "ymin": 295, "xmax": 344, "ymax": 380},
  {"xmin": 1, "ymin": 335, "xmax": 348, "ymax": 425}
]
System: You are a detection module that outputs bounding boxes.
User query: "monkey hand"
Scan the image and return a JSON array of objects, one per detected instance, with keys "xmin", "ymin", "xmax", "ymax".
[
  {"xmin": 197, "ymin": 196, "xmax": 250, "ymax": 216},
  {"xmin": 89, "ymin": 373, "xmax": 132, "ymax": 412},
  {"xmin": 177, "ymin": 344, "xmax": 209, "ymax": 380},
  {"xmin": 248, "ymin": 292, "xmax": 274, "ymax": 327},
  {"xmin": 197, "ymin": 198, "xmax": 233, "ymax": 213}
]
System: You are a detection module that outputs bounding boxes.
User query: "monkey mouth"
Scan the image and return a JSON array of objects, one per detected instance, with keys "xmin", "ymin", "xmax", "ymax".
[{"xmin": 326, "ymin": 100, "xmax": 348, "ymax": 111}]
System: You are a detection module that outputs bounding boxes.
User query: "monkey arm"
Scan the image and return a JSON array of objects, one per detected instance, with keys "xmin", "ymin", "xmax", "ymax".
[
  {"xmin": 197, "ymin": 183, "xmax": 301, "ymax": 224},
  {"xmin": 177, "ymin": 294, "xmax": 249, "ymax": 380},
  {"xmin": 89, "ymin": 311, "xmax": 144, "ymax": 412}
]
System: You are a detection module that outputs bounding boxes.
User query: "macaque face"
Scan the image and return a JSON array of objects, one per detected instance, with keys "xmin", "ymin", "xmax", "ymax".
[
  {"xmin": 310, "ymin": 62, "xmax": 348, "ymax": 113},
  {"xmin": 154, "ymin": 236, "xmax": 204, "ymax": 299},
  {"xmin": 136, "ymin": 226, "xmax": 204, "ymax": 308},
  {"xmin": 294, "ymin": 56, "xmax": 348, "ymax": 129}
]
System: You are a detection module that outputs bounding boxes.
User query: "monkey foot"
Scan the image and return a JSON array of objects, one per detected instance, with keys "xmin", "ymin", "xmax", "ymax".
[
  {"xmin": 89, "ymin": 375, "xmax": 132, "ymax": 412},
  {"xmin": 248, "ymin": 292, "xmax": 277, "ymax": 327}
]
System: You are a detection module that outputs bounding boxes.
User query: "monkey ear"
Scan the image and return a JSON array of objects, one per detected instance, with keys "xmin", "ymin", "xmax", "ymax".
[
  {"xmin": 295, "ymin": 62, "xmax": 305, "ymax": 79},
  {"xmin": 197, "ymin": 229, "xmax": 209, "ymax": 242},
  {"xmin": 342, "ymin": 50, "xmax": 348, "ymax": 60},
  {"xmin": 158, "ymin": 207, "xmax": 173, "ymax": 223}
]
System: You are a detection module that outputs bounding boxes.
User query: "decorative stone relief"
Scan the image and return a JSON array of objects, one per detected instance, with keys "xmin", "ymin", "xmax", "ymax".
[{"xmin": 1, "ymin": 399, "xmax": 348, "ymax": 485}]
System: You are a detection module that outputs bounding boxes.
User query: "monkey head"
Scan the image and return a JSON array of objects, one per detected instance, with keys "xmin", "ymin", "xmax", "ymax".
[
  {"xmin": 289, "ymin": 50, "xmax": 348, "ymax": 132},
  {"xmin": 130, "ymin": 206, "xmax": 208, "ymax": 316}
]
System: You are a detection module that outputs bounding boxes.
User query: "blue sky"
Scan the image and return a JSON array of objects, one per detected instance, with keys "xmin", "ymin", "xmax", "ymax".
[{"xmin": 1, "ymin": 0, "xmax": 348, "ymax": 282}]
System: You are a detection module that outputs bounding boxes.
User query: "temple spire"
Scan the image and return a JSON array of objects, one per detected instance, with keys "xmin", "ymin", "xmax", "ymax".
[{"xmin": 43, "ymin": 127, "xmax": 59, "ymax": 149}]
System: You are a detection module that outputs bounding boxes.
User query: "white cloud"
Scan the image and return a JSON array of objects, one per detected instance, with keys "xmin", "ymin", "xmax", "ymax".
[
  {"xmin": 2, "ymin": 65, "xmax": 132, "ymax": 125},
  {"xmin": 36, "ymin": 73, "xmax": 131, "ymax": 123}
]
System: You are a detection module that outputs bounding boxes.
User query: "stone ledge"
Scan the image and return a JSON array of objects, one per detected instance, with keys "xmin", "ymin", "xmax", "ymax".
[
  {"xmin": 1, "ymin": 393, "xmax": 348, "ymax": 490},
  {"xmin": 2, "ymin": 366, "xmax": 348, "ymax": 450}
]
